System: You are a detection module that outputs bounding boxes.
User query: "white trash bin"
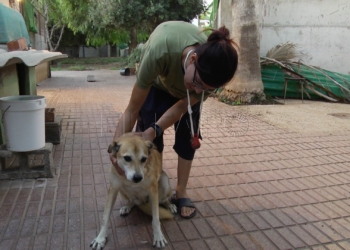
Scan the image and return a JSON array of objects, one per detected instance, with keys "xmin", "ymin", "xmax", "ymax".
[{"xmin": 0, "ymin": 95, "xmax": 46, "ymax": 152}]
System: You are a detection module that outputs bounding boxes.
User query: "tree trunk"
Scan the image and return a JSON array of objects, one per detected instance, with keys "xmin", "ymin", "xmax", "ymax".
[
  {"xmin": 107, "ymin": 44, "xmax": 111, "ymax": 57},
  {"xmin": 51, "ymin": 25, "xmax": 65, "ymax": 52},
  {"xmin": 220, "ymin": 0, "xmax": 265, "ymax": 103},
  {"xmin": 128, "ymin": 28, "xmax": 138, "ymax": 53}
]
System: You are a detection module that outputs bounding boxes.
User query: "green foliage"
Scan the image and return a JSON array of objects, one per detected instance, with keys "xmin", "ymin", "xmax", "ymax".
[
  {"xmin": 30, "ymin": 0, "xmax": 63, "ymax": 25},
  {"xmin": 67, "ymin": 65, "xmax": 86, "ymax": 71},
  {"xmin": 137, "ymin": 31, "xmax": 150, "ymax": 44},
  {"xmin": 51, "ymin": 57, "xmax": 128, "ymax": 71},
  {"xmin": 30, "ymin": 0, "xmax": 66, "ymax": 51},
  {"xmin": 209, "ymin": 0, "xmax": 219, "ymax": 28},
  {"xmin": 34, "ymin": 0, "xmax": 205, "ymax": 48},
  {"xmin": 127, "ymin": 48, "xmax": 142, "ymax": 67},
  {"xmin": 218, "ymin": 92, "xmax": 275, "ymax": 106},
  {"xmin": 58, "ymin": 28, "xmax": 86, "ymax": 47},
  {"xmin": 218, "ymin": 95, "xmax": 243, "ymax": 106},
  {"xmin": 85, "ymin": 29, "xmax": 130, "ymax": 47},
  {"xmin": 56, "ymin": 0, "xmax": 205, "ymax": 46},
  {"xmin": 51, "ymin": 66, "xmax": 61, "ymax": 71},
  {"xmin": 58, "ymin": 57, "xmax": 127, "ymax": 65}
]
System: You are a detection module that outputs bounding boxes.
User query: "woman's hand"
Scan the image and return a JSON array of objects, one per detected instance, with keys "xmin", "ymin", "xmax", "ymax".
[
  {"xmin": 142, "ymin": 127, "xmax": 157, "ymax": 141},
  {"xmin": 109, "ymin": 153, "xmax": 125, "ymax": 177}
]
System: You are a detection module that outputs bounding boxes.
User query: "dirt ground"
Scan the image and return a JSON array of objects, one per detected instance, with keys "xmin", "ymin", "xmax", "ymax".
[{"xmin": 237, "ymin": 99, "xmax": 350, "ymax": 134}]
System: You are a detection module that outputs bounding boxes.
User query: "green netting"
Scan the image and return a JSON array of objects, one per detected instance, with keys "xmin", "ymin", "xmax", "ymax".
[
  {"xmin": 118, "ymin": 43, "xmax": 128, "ymax": 49},
  {"xmin": 24, "ymin": 0, "xmax": 38, "ymax": 33},
  {"xmin": 0, "ymin": 3, "xmax": 31, "ymax": 46},
  {"xmin": 262, "ymin": 64, "xmax": 350, "ymax": 102}
]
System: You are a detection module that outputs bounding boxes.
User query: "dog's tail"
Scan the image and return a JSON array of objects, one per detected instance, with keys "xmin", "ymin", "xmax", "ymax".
[{"xmin": 138, "ymin": 203, "xmax": 174, "ymax": 220}]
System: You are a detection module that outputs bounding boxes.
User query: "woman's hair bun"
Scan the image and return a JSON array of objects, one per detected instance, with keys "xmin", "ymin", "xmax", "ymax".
[
  {"xmin": 195, "ymin": 25, "xmax": 239, "ymax": 88},
  {"xmin": 207, "ymin": 26, "xmax": 231, "ymax": 43}
]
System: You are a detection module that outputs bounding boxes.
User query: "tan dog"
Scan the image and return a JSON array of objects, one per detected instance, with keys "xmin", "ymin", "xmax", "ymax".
[{"xmin": 90, "ymin": 133, "xmax": 176, "ymax": 249}]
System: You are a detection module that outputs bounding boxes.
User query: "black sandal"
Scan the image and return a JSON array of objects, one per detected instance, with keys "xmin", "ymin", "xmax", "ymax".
[{"xmin": 172, "ymin": 196, "xmax": 197, "ymax": 219}]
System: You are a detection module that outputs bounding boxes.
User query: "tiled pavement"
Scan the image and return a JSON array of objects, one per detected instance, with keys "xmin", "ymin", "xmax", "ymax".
[{"xmin": 1, "ymin": 70, "xmax": 350, "ymax": 250}]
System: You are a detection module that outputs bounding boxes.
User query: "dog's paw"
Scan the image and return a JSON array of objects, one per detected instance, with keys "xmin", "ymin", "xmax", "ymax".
[
  {"xmin": 168, "ymin": 204, "xmax": 177, "ymax": 214},
  {"xmin": 153, "ymin": 231, "xmax": 168, "ymax": 248},
  {"xmin": 119, "ymin": 206, "xmax": 131, "ymax": 216},
  {"xmin": 90, "ymin": 236, "xmax": 107, "ymax": 250}
]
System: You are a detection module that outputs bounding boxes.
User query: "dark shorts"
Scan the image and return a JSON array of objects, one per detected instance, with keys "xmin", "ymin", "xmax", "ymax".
[{"xmin": 136, "ymin": 86, "xmax": 201, "ymax": 161}]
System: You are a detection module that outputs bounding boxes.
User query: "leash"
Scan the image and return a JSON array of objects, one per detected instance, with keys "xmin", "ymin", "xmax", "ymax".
[
  {"xmin": 183, "ymin": 49, "xmax": 203, "ymax": 150},
  {"xmin": 187, "ymin": 90, "xmax": 203, "ymax": 149}
]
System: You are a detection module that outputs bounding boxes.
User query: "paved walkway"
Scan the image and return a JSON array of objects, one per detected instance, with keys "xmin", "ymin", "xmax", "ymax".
[{"xmin": 1, "ymin": 70, "xmax": 350, "ymax": 250}]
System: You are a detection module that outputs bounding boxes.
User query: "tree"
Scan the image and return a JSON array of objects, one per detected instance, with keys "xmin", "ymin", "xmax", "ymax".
[
  {"xmin": 30, "ymin": 0, "xmax": 65, "ymax": 51},
  {"xmin": 58, "ymin": 28, "xmax": 86, "ymax": 47},
  {"xmin": 58, "ymin": 0, "xmax": 205, "ymax": 50},
  {"xmin": 217, "ymin": 0, "xmax": 265, "ymax": 103},
  {"xmin": 56, "ymin": 0, "xmax": 121, "ymax": 47}
]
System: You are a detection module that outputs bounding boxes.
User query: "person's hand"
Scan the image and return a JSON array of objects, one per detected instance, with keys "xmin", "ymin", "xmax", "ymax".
[
  {"xmin": 142, "ymin": 127, "xmax": 156, "ymax": 141},
  {"xmin": 109, "ymin": 153, "xmax": 125, "ymax": 177},
  {"xmin": 133, "ymin": 132, "xmax": 143, "ymax": 137}
]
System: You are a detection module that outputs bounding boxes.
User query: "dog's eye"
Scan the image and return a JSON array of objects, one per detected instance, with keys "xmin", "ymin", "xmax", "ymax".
[
  {"xmin": 124, "ymin": 156, "xmax": 132, "ymax": 162},
  {"xmin": 141, "ymin": 157, "xmax": 147, "ymax": 163}
]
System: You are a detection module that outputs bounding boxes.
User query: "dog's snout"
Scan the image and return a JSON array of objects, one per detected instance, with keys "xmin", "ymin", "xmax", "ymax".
[{"xmin": 132, "ymin": 174, "xmax": 143, "ymax": 183}]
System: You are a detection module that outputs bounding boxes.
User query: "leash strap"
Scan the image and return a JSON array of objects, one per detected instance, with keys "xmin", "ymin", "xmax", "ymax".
[
  {"xmin": 187, "ymin": 90, "xmax": 204, "ymax": 138},
  {"xmin": 187, "ymin": 89, "xmax": 195, "ymax": 137},
  {"xmin": 197, "ymin": 92, "xmax": 204, "ymax": 135},
  {"xmin": 183, "ymin": 48, "xmax": 204, "ymax": 139}
]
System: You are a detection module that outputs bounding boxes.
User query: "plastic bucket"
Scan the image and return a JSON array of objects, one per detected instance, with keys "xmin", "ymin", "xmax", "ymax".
[{"xmin": 0, "ymin": 95, "xmax": 46, "ymax": 152}]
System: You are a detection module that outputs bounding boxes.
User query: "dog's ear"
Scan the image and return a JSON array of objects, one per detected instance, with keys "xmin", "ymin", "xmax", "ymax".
[
  {"xmin": 145, "ymin": 140, "xmax": 154, "ymax": 150},
  {"xmin": 145, "ymin": 140, "xmax": 157, "ymax": 154},
  {"xmin": 108, "ymin": 142, "xmax": 120, "ymax": 154}
]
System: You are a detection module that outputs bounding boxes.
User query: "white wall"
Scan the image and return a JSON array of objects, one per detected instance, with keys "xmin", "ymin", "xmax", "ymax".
[
  {"xmin": 79, "ymin": 45, "xmax": 112, "ymax": 58},
  {"xmin": 28, "ymin": 32, "xmax": 46, "ymax": 50},
  {"xmin": 2, "ymin": 0, "xmax": 20, "ymax": 11},
  {"xmin": 79, "ymin": 46, "xmax": 99, "ymax": 58},
  {"xmin": 0, "ymin": 0, "xmax": 9, "ymax": 7},
  {"xmin": 260, "ymin": 0, "xmax": 350, "ymax": 74},
  {"xmin": 33, "ymin": 34, "xmax": 46, "ymax": 50}
]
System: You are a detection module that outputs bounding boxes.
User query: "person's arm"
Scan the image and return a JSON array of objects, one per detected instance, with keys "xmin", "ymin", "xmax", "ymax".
[
  {"xmin": 143, "ymin": 93, "xmax": 199, "ymax": 140},
  {"xmin": 113, "ymin": 83, "xmax": 150, "ymax": 141},
  {"xmin": 110, "ymin": 83, "xmax": 150, "ymax": 175}
]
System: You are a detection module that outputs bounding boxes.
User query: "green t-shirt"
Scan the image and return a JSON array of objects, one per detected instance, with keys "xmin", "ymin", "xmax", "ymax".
[{"xmin": 136, "ymin": 21, "xmax": 208, "ymax": 100}]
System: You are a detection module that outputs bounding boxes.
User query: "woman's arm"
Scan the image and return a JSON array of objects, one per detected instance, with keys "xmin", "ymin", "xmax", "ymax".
[
  {"xmin": 143, "ymin": 93, "xmax": 199, "ymax": 140},
  {"xmin": 113, "ymin": 83, "xmax": 150, "ymax": 141}
]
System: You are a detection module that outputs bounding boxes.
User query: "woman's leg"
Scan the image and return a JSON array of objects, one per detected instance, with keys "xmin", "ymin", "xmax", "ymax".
[
  {"xmin": 173, "ymin": 102, "xmax": 201, "ymax": 218},
  {"xmin": 175, "ymin": 157, "xmax": 196, "ymax": 217}
]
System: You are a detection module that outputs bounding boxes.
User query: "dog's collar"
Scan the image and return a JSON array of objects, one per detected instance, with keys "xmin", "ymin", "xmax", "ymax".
[{"xmin": 114, "ymin": 164, "xmax": 126, "ymax": 177}]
